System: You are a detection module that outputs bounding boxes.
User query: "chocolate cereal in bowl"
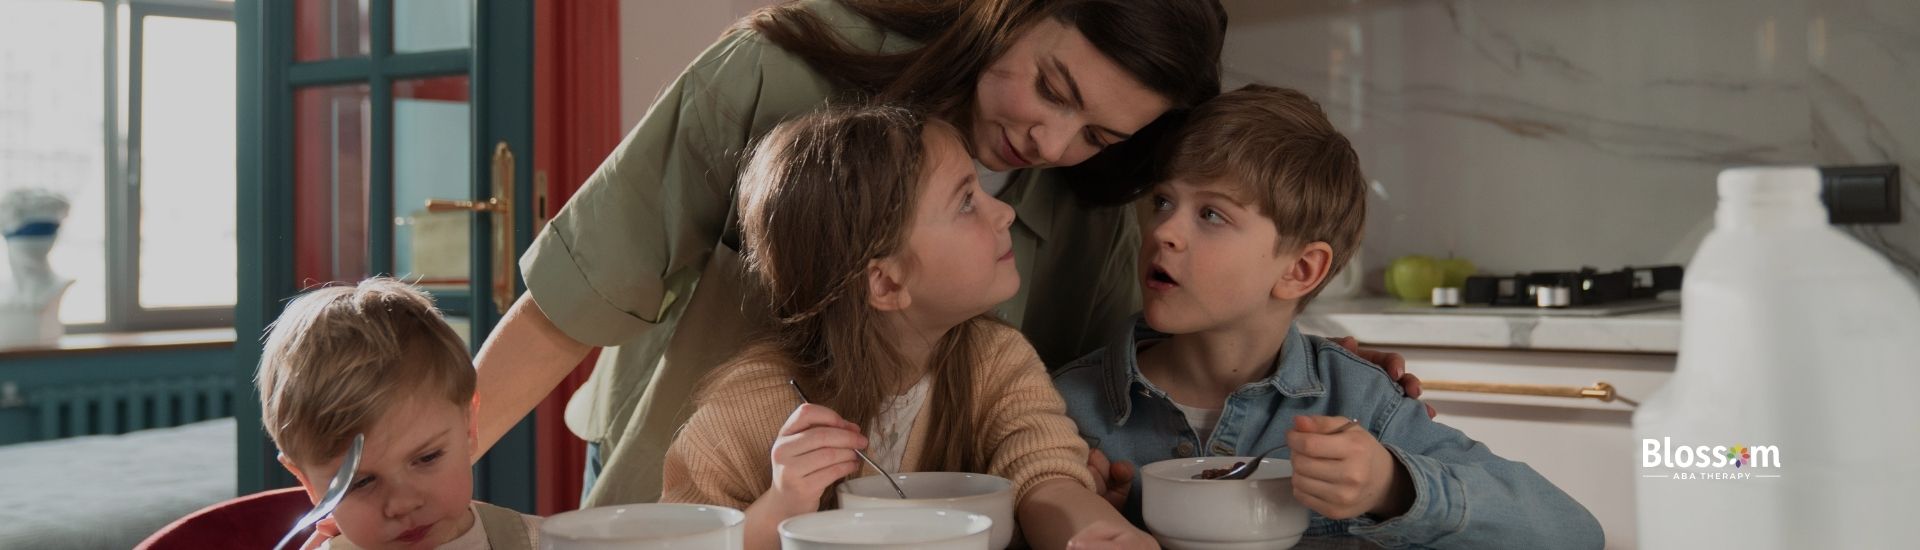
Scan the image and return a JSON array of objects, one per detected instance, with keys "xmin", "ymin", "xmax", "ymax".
[{"xmin": 1141, "ymin": 457, "xmax": 1311, "ymax": 549}]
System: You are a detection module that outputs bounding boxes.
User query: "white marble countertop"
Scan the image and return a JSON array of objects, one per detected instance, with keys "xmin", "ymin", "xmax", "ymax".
[{"xmin": 1298, "ymin": 297, "xmax": 1680, "ymax": 354}]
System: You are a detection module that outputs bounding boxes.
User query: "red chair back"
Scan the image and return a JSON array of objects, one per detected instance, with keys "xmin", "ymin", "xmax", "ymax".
[{"xmin": 136, "ymin": 487, "xmax": 315, "ymax": 550}]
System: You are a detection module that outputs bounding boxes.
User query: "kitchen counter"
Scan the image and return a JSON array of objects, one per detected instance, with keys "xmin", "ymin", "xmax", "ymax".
[{"xmin": 1298, "ymin": 297, "xmax": 1680, "ymax": 354}]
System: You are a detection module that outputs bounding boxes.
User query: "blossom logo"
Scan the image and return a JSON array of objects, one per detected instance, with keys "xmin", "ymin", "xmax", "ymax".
[
  {"xmin": 1726, "ymin": 445, "xmax": 1751, "ymax": 468},
  {"xmin": 1640, "ymin": 437, "xmax": 1783, "ymax": 481}
]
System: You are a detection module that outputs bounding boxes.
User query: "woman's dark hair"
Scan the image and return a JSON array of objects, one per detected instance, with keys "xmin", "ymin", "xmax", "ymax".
[{"xmin": 742, "ymin": 0, "xmax": 1227, "ymax": 205}]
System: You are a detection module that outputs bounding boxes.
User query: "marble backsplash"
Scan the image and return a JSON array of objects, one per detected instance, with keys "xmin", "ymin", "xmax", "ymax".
[{"xmin": 1221, "ymin": 0, "xmax": 1920, "ymax": 284}]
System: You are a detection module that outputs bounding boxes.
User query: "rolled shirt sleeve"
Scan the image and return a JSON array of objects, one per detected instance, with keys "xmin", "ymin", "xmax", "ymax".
[{"xmin": 520, "ymin": 28, "xmax": 793, "ymax": 347}]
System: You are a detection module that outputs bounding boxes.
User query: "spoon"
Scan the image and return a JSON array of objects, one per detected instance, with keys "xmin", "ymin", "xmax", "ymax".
[
  {"xmin": 1217, "ymin": 418, "xmax": 1361, "ymax": 481},
  {"xmin": 788, "ymin": 380, "xmax": 909, "ymax": 499},
  {"xmin": 275, "ymin": 433, "xmax": 364, "ymax": 550}
]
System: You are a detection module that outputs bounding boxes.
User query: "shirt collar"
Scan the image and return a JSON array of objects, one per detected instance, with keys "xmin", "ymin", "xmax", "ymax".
[
  {"xmin": 1002, "ymin": 169, "xmax": 1058, "ymax": 242},
  {"xmin": 1102, "ymin": 315, "xmax": 1326, "ymax": 425}
]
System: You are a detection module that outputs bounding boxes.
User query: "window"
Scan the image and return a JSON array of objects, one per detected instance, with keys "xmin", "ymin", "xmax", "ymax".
[{"xmin": 0, "ymin": 0, "xmax": 234, "ymax": 332}]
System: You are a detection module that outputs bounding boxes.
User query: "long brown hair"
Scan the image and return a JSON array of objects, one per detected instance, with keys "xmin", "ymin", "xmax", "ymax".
[
  {"xmin": 741, "ymin": 0, "xmax": 1227, "ymax": 204},
  {"xmin": 730, "ymin": 104, "xmax": 991, "ymax": 476}
]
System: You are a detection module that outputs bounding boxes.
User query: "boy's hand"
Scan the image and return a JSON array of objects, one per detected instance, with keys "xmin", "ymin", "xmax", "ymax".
[
  {"xmin": 1066, "ymin": 520, "xmax": 1160, "ymax": 550},
  {"xmin": 1086, "ymin": 449, "xmax": 1135, "ymax": 511},
  {"xmin": 766, "ymin": 404, "xmax": 866, "ymax": 516},
  {"xmin": 1335, "ymin": 337, "xmax": 1436, "ymax": 418},
  {"xmin": 1285, "ymin": 416, "xmax": 1414, "ymax": 520}
]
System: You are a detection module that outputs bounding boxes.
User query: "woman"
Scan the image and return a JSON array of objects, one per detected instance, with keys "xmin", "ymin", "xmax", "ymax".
[{"xmin": 471, "ymin": 0, "xmax": 1421, "ymax": 519}]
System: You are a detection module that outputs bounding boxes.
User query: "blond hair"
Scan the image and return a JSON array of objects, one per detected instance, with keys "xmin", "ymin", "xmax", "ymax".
[
  {"xmin": 255, "ymin": 277, "xmax": 473, "ymax": 466},
  {"xmin": 1161, "ymin": 84, "xmax": 1368, "ymax": 308}
]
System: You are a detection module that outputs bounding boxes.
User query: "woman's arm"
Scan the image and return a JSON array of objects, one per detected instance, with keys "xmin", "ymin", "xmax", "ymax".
[
  {"xmin": 482, "ymin": 32, "xmax": 798, "ymax": 458},
  {"xmin": 471, "ymin": 294, "xmax": 593, "ymax": 455}
]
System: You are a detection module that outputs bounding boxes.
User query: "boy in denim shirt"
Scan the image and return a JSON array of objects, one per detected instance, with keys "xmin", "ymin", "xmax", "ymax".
[{"xmin": 1052, "ymin": 84, "xmax": 1603, "ymax": 549}]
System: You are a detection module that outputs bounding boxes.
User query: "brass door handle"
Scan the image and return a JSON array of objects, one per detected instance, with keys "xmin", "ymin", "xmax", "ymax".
[
  {"xmin": 423, "ymin": 140, "xmax": 517, "ymax": 313},
  {"xmin": 1422, "ymin": 380, "xmax": 1616, "ymax": 402},
  {"xmin": 425, "ymin": 198, "xmax": 503, "ymax": 213}
]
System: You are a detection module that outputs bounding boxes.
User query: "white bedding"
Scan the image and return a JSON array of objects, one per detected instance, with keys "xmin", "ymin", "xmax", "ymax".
[{"xmin": 0, "ymin": 418, "xmax": 236, "ymax": 550}]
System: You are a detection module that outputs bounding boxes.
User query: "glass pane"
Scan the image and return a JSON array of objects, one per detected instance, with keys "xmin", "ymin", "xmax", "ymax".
[
  {"xmin": 0, "ymin": 0, "xmax": 107, "ymax": 325},
  {"xmin": 295, "ymin": 0, "xmax": 369, "ymax": 61},
  {"xmin": 293, "ymin": 84, "xmax": 371, "ymax": 287},
  {"xmin": 392, "ymin": 76, "xmax": 470, "ymax": 296},
  {"xmin": 140, "ymin": 16, "xmax": 237, "ymax": 309},
  {"xmin": 394, "ymin": 0, "xmax": 471, "ymax": 54}
]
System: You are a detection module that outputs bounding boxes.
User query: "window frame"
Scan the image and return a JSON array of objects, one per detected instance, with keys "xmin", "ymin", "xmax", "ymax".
[{"xmin": 67, "ymin": 0, "xmax": 237, "ymax": 334}]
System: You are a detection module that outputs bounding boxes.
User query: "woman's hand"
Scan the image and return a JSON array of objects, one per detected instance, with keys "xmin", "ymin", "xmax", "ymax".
[
  {"xmin": 762, "ymin": 404, "xmax": 866, "ymax": 516},
  {"xmin": 1285, "ymin": 416, "xmax": 1414, "ymax": 520},
  {"xmin": 1085, "ymin": 449, "xmax": 1136, "ymax": 511},
  {"xmin": 1334, "ymin": 337, "xmax": 1435, "ymax": 418}
]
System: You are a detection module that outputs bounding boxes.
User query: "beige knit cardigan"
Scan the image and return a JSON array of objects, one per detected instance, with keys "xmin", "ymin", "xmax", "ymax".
[{"xmin": 659, "ymin": 322, "xmax": 1096, "ymax": 509}]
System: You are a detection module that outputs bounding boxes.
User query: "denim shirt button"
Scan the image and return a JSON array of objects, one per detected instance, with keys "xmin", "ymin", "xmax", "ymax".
[{"xmin": 1173, "ymin": 442, "xmax": 1194, "ymax": 458}]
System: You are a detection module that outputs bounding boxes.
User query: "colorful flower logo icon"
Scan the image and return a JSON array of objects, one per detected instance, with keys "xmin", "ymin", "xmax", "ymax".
[{"xmin": 1727, "ymin": 445, "xmax": 1751, "ymax": 468}]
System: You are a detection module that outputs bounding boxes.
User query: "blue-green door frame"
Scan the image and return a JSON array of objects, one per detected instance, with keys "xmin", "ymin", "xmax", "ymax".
[{"xmin": 235, "ymin": 0, "xmax": 537, "ymax": 512}]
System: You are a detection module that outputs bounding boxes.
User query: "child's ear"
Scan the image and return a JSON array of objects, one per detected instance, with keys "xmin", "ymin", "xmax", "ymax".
[
  {"xmin": 1273, "ymin": 242, "xmax": 1335, "ymax": 302},
  {"xmin": 466, "ymin": 397, "xmax": 480, "ymax": 451},
  {"xmin": 278, "ymin": 453, "xmax": 323, "ymax": 505},
  {"xmin": 866, "ymin": 258, "xmax": 913, "ymax": 312}
]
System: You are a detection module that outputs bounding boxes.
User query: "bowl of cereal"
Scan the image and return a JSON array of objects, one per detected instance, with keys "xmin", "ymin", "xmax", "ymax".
[{"xmin": 1140, "ymin": 457, "xmax": 1309, "ymax": 549}]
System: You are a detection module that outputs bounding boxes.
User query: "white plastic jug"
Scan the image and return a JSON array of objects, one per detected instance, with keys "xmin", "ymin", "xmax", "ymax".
[{"xmin": 1633, "ymin": 166, "xmax": 1920, "ymax": 549}]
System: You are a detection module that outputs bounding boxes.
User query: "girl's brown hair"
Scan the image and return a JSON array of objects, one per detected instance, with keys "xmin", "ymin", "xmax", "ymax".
[
  {"xmin": 741, "ymin": 0, "xmax": 1227, "ymax": 204},
  {"xmin": 729, "ymin": 104, "xmax": 991, "ymax": 479}
]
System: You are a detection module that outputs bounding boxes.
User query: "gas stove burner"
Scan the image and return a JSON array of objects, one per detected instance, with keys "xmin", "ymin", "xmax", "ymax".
[{"xmin": 1456, "ymin": 265, "xmax": 1682, "ymax": 308}]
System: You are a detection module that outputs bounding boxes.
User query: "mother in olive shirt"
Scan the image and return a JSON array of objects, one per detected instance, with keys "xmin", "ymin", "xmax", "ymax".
[{"xmin": 468, "ymin": 0, "xmax": 1419, "ymax": 512}]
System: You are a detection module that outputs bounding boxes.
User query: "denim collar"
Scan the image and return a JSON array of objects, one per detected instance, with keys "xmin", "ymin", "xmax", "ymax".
[{"xmin": 1102, "ymin": 315, "xmax": 1326, "ymax": 425}]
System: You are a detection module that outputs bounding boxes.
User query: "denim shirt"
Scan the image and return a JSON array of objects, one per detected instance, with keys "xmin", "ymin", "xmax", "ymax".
[{"xmin": 1052, "ymin": 316, "xmax": 1604, "ymax": 549}]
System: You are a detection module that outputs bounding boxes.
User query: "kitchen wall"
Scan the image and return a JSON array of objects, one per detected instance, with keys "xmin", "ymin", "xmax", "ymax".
[
  {"xmin": 1222, "ymin": 0, "xmax": 1919, "ymax": 281},
  {"xmin": 613, "ymin": 0, "xmax": 1919, "ymax": 281}
]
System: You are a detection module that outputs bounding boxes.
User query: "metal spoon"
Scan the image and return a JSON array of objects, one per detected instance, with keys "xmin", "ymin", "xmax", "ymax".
[
  {"xmin": 1217, "ymin": 418, "xmax": 1361, "ymax": 481},
  {"xmin": 274, "ymin": 433, "xmax": 365, "ymax": 550},
  {"xmin": 788, "ymin": 380, "xmax": 908, "ymax": 499}
]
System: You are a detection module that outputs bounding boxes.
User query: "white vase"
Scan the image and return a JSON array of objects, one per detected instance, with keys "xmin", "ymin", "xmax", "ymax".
[{"xmin": 0, "ymin": 235, "xmax": 74, "ymax": 347}]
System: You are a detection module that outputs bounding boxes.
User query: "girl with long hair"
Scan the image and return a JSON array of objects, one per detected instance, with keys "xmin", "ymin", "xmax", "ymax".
[{"xmin": 661, "ymin": 104, "xmax": 1150, "ymax": 548}]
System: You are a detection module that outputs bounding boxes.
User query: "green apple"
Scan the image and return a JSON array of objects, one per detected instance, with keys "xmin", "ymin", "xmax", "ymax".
[
  {"xmin": 1438, "ymin": 258, "xmax": 1476, "ymax": 288},
  {"xmin": 1383, "ymin": 263, "xmax": 1401, "ymax": 297},
  {"xmin": 1387, "ymin": 255, "xmax": 1445, "ymax": 302}
]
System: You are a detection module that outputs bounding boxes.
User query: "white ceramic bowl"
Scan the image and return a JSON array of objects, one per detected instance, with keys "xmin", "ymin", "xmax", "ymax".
[
  {"xmin": 1141, "ymin": 457, "xmax": 1310, "ymax": 550},
  {"xmin": 779, "ymin": 508, "xmax": 993, "ymax": 550},
  {"xmin": 539, "ymin": 503, "xmax": 745, "ymax": 550},
  {"xmin": 837, "ymin": 472, "xmax": 1015, "ymax": 549}
]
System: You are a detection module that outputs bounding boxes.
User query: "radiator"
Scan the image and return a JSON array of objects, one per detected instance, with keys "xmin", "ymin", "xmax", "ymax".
[{"xmin": 29, "ymin": 375, "xmax": 236, "ymax": 440}]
